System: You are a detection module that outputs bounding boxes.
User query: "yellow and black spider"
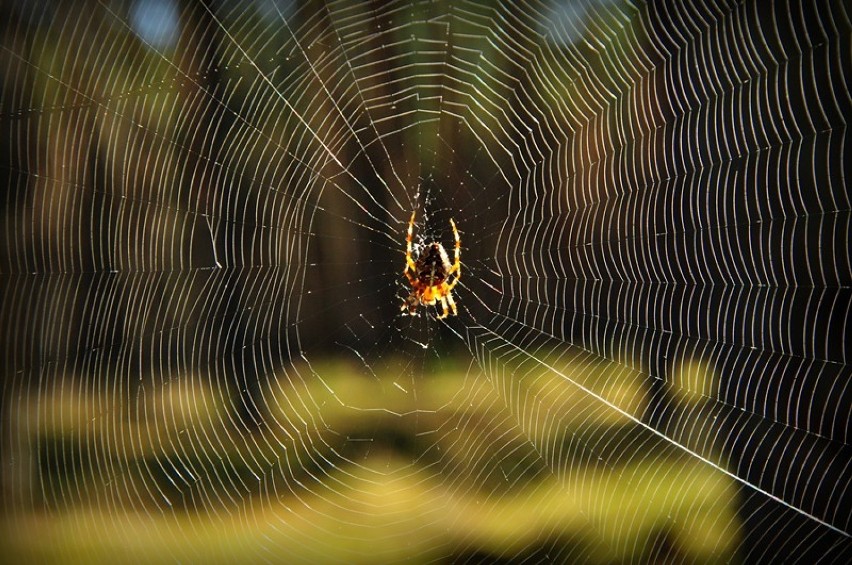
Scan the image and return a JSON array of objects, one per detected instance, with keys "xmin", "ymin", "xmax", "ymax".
[{"xmin": 401, "ymin": 210, "xmax": 461, "ymax": 319}]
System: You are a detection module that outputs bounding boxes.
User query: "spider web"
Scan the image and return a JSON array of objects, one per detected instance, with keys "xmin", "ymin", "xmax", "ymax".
[{"xmin": 1, "ymin": 0, "xmax": 850, "ymax": 562}]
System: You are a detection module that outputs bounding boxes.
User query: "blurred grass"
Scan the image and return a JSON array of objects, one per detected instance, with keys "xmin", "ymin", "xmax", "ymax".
[
  {"xmin": 3, "ymin": 455, "xmax": 737, "ymax": 563},
  {"xmin": 2, "ymin": 356, "xmax": 739, "ymax": 563}
]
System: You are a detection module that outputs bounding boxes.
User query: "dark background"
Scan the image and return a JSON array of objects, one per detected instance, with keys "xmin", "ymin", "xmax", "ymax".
[{"xmin": 1, "ymin": 0, "xmax": 849, "ymax": 562}]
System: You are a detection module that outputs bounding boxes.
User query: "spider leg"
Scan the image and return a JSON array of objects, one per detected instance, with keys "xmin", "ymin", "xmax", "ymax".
[
  {"xmin": 446, "ymin": 292, "xmax": 457, "ymax": 317},
  {"xmin": 403, "ymin": 210, "xmax": 417, "ymax": 283},
  {"xmin": 437, "ymin": 295, "xmax": 450, "ymax": 319},
  {"xmin": 446, "ymin": 218, "xmax": 461, "ymax": 290},
  {"xmin": 402, "ymin": 291, "xmax": 418, "ymax": 314}
]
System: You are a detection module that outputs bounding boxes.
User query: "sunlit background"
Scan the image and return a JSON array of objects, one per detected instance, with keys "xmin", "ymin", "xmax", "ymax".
[{"xmin": 1, "ymin": 0, "xmax": 849, "ymax": 563}]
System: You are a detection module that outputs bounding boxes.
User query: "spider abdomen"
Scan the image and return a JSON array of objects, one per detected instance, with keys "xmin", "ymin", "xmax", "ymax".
[{"xmin": 415, "ymin": 244, "xmax": 451, "ymax": 285}]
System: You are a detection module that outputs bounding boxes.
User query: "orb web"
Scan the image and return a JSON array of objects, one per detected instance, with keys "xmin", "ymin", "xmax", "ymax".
[{"xmin": 1, "ymin": 0, "xmax": 849, "ymax": 562}]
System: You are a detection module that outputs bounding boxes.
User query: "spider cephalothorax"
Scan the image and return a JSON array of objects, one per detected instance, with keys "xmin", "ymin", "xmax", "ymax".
[{"xmin": 401, "ymin": 211, "xmax": 461, "ymax": 318}]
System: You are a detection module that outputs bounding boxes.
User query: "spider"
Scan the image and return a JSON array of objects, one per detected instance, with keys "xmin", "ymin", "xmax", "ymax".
[{"xmin": 401, "ymin": 210, "xmax": 461, "ymax": 319}]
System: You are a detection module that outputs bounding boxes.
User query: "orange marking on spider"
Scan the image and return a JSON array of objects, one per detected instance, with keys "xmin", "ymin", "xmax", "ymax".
[{"xmin": 401, "ymin": 211, "xmax": 461, "ymax": 319}]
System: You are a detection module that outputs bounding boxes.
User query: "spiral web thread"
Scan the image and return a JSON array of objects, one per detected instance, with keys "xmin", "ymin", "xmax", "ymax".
[{"xmin": 1, "ymin": 0, "xmax": 849, "ymax": 562}]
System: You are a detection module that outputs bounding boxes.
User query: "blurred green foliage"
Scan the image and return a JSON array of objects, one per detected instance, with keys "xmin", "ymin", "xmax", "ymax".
[{"xmin": 2, "ymin": 358, "xmax": 738, "ymax": 563}]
